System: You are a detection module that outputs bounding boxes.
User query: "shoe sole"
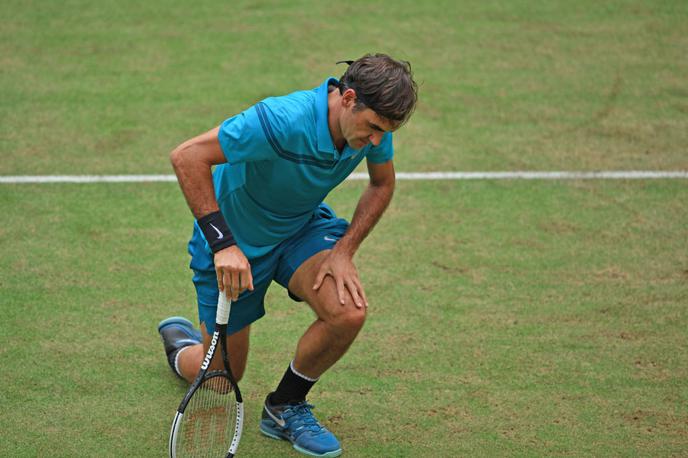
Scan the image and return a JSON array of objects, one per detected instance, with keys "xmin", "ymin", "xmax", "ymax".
[
  {"xmin": 158, "ymin": 316, "xmax": 203, "ymax": 343},
  {"xmin": 157, "ymin": 316, "xmax": 195, "ymax": 332},
  {"xmin": 259, "ymin": 423, "xmax": 287, "ymax": 441},
  {"xmin": 259, "ymin": 423, "xmax": 342, "ymax": 457}
]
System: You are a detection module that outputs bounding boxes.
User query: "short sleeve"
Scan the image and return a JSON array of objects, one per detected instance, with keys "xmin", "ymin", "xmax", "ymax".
[
  {"xmin": 217, "ymin": 105, "xmax": 279, "ymax": 165},
  {"xmin": 365, "ymin": 132, "xmax": 394, "ymax": 164}
]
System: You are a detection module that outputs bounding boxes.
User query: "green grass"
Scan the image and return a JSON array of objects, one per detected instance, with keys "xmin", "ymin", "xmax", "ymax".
[
  {"xmin": 2, "ymin": 0, "xmax": 687, "ymax": 175},
  {"xmin": 1, "ymin": 0, "xmax": 687, "ymax": 456},
  {"xmin": 1, "ymin": 181, "xmax": 686, "ymax": 456}
]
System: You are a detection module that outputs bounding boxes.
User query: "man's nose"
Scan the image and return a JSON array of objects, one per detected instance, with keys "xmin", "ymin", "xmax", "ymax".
[{"xmin": 369, "ymin": 132, "xmax": 382, "ymax": 146}]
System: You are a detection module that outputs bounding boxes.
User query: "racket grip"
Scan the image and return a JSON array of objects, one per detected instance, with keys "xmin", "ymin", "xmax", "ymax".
[{"xmin": 217, "ymin": 290, "xmax": 232, "ymax": 325}]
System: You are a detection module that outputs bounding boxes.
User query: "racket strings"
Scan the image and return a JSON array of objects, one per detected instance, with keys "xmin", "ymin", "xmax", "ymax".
[{"xmin": 176, "ymin": 375, "xmax": 237, "ymax": 457}]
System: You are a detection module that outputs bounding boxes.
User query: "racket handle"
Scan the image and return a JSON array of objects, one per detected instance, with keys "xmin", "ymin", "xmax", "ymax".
[{"xmin": 217, "ymin": 290, "xmax": 232, "ymax": 325}]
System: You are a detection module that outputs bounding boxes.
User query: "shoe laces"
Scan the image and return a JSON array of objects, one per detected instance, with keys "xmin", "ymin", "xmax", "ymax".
[{"xmin": 281, "ymin": 403, "xmax": 327, "ymax": 438}]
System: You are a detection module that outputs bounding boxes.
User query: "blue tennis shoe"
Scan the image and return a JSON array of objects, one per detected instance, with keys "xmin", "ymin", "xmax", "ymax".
[
  {"xmin": 260, "ymin": 394, "xmax": 342, "ymax": 457},
  {"xmin": 157, "ymin": 316, "xmax": 202, "ymax": 378}
]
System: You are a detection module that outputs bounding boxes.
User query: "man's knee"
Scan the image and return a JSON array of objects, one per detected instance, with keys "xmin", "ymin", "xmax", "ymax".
[
  {"xmin": 317, "ymin": 293, "xmax": 367, "ymax": 334},
  {"xmin": 337, "ymin": 305, "xmax": 366, "ymax": 332}
]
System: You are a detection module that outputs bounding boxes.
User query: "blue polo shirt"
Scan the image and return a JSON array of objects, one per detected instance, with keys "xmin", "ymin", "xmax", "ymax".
[{"xmin": 204, "ymin": 77, "xmax": 394, "ymax": 259}]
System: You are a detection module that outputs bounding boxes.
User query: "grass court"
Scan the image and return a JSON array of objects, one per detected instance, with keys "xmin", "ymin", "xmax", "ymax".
[{"xmin": 1, "ymin": 1, "xmax": 687, "ymax": 456}]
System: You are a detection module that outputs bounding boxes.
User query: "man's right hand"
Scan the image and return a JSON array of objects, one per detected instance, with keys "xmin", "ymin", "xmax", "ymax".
[{"xmin": 214, "ymin": 245, "xmax": 254, "ymax": 301}]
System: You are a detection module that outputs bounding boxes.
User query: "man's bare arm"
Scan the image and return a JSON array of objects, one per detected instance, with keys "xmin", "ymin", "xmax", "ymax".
[
  {"xmin": 170, "ymin": 126, "xmax": 254, "ymax": 299},
  {"xmin": 335, "ymin": 159, "xmax": 396, "ymax": 256},
  {"xmin": 169, "ymin": 126, "xmax": 225, "ymax": 219},
  {"xmin": 312, "ymin": 159, "xmax": 396, "ymax": 307}
]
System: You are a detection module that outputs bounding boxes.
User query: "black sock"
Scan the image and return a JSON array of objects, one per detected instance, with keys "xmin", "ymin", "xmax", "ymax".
[{"xmin": 270, "ymin": 361, "xmax": 318, "ymax": 405}]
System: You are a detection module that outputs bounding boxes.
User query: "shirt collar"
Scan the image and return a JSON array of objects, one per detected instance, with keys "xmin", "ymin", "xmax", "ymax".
[{"xmin": 315, "ymin": 77, "xmax": 339, "ymax": 156}]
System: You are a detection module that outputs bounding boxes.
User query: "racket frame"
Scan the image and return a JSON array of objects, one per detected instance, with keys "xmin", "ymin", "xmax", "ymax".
[{"xmin": 169, "ymin": 292, "xmax": 244, "ymax": 458}]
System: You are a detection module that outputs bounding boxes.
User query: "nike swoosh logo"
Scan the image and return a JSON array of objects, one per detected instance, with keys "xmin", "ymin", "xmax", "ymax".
[
  {"xmin": 264, "ymin": 405, "xmax": 286, "ymax": 427},
  {"xmin": 324, "ymin": 236, "xmax": 338, "ymax": 242},
  {"xmin": 209, "ymin": 223, "xmax": 224, "ymax": 239}
]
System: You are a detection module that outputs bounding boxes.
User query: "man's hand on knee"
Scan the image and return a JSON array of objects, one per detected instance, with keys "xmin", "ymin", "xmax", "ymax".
[{"xmin": 312, "ymin": 249, "xmax": 368, "ymax": 309}]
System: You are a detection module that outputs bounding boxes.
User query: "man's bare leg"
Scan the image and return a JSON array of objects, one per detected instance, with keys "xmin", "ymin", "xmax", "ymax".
[
  {"xmin": 259, "ymin": 250, "xmax": 362, "ymax": 456},
  {"xmin": 177, "ymin": 324, "xmax": 251, "ymax": 384},
  {"xmin": 287, "ymin": 250, "xmax": 367, "ymax": 379}
]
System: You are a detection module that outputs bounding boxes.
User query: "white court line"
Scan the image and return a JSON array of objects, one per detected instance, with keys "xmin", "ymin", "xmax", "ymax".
[
  {"xmin": 0, "ymin": 171, "xmax": 687, "ymax": 184},
  {"xmin": 0, "ymin": 175, "xmax": 178, "ymax": 184}
]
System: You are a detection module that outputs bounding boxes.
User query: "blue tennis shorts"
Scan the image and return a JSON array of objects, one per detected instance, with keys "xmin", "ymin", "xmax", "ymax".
[{"xmin": 187, "ymin": 203, "xmax": 349, "ymax": 335}]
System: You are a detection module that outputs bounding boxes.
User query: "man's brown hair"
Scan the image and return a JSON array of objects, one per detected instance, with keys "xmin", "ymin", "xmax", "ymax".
[{"xmin": 338, "ymin": 53, "xmax": 418, "ymax": 126}]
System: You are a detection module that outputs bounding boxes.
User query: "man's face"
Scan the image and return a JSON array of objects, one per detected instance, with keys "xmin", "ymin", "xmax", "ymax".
[{"xmin": 339, "ymin": 101, "xmax": 397, "ymax": 150}]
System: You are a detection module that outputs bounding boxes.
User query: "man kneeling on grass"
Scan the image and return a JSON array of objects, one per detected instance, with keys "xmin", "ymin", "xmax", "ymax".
[{"xmin": 158, "ymin": 53, "xmax": 417, "ymax": 457}]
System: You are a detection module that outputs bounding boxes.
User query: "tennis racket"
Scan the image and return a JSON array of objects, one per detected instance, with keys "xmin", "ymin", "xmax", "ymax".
[{"xmin": 169, "ymin": 291, "xmax": 244, "ymax": 457}]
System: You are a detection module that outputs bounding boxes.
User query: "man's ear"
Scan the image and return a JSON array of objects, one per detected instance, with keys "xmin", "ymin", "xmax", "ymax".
[{"xmin": 341, "ymin": 88, "xmax": 357, "ymax": 108}]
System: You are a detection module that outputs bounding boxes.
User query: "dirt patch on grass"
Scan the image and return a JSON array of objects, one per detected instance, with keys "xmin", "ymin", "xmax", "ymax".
[
  {"xmin": 622, "ymin": 409, "xmax": 688, "ymax": 438},
  {"xmin": 539, "ymin": 220, "xmax": 579, "ymax": 235},
  {"xmin": 632, "ymin": 358, "xmax": 675, "ymax": 382},
  {"xmin": 594, "ymin": 266, "xmax": 630, "ymax": 281},
  {"xmin": 431, "ymin": 260, "xmax": 469, "ymax": 274}
]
